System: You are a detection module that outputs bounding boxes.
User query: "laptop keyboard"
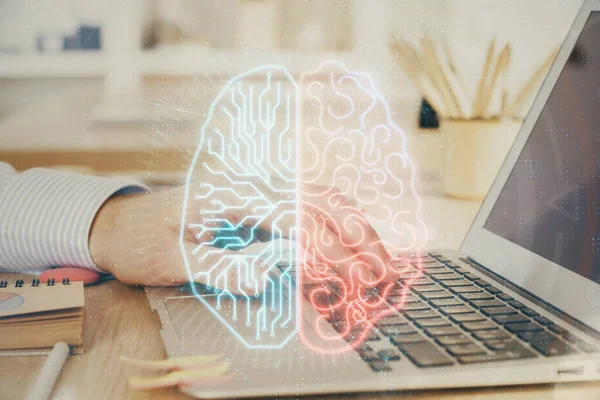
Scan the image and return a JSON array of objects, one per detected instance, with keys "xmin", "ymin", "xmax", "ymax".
[{"xmin": 301, "ymin": 253, "xmax": 599, "ymax": 371}]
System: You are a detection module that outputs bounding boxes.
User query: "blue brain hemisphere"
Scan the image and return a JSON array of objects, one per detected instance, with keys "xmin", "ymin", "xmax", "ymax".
[{"xmin": 181, "ymin": 67, "xmax": 299, "ymax": 348}]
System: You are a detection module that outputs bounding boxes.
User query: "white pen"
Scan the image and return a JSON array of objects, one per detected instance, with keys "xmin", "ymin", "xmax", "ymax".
[{"xmin": 26, "ymin": 342, "xmax": 70, "ymax": 400}]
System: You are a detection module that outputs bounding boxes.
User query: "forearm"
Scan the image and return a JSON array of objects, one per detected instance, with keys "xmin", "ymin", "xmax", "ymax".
[{"xmin": 0, "ymin": 165, "xmax": 146, "ymax": 272}]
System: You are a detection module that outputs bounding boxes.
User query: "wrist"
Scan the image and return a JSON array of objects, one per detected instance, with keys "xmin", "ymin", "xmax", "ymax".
[{"xmin": 89, "ymin": 195, "xmax": 122, "ymax": 274}]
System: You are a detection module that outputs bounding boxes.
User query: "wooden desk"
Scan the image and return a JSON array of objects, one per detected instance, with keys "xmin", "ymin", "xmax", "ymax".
[
  {"xmin": 1, "ymin": 196, "xmax": 599, "ymax": 399},
  {"xmin": 1, "ymin": 275, "xmax": 600, "ymax": 400}
]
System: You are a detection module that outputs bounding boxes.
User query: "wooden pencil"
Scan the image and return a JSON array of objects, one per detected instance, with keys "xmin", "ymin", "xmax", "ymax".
[
  {"xmin": 473, "ymin": 38, "xmax": 497, "ymax": 118},
  {"xmin": 482, "ymin": 43, "xmax": 511, "ymax": 118}
]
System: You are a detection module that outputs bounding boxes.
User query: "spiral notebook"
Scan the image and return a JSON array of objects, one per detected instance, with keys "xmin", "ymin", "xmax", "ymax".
[{"xmin": 0, "ymin": 278, "xmax": 84, "ymax": 356}]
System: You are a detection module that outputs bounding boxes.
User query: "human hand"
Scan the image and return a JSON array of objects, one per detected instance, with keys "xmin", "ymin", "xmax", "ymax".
[{"xmin": 89, "ymin": 183, "xmax": 393, "ymax": 292}]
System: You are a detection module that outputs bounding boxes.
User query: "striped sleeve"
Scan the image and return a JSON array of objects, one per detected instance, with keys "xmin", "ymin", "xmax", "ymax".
[{"xmin": 0, "ymin": 165, "xmax": 147, "ymax": 273}]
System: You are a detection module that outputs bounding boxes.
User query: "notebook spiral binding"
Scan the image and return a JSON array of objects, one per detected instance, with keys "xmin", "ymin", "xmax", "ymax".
[{"xmin": 0, "ymin": 278, "xmax": 70, "ymax": 288}]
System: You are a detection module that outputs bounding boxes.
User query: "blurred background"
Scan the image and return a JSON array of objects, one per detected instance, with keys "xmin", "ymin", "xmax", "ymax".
[{"xmin": 0, "ymin": 0, "xmax": 583, "ymax": 198}]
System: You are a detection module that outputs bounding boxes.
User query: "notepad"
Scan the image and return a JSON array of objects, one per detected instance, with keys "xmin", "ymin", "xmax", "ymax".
[{"xmin": 0, "ymin": 279, "xmax": 84, "ymax": 355}]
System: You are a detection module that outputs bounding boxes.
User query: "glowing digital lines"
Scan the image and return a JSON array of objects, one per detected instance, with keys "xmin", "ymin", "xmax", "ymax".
[
  {"xmin": 180, "ymin": 61, "xmax": 427, "ymax": 351},
  {"xmin": 298, "ymin": 61, "xmax": 428, "ymax": 353},
  {"xmin": 180, "ymin": 66, "xmax": 300, "ymax": 349}
]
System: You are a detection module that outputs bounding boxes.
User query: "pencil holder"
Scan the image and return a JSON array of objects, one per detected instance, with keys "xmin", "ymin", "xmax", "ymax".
[{"xmin": 441, "ymin": 119, "xmax": 521, "ymax": 199}]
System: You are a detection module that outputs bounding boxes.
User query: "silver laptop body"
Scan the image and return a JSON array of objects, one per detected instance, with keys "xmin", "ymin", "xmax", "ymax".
[{"xmin": 146, "ymin": 2, "xmax": 600, "ymax": 397}]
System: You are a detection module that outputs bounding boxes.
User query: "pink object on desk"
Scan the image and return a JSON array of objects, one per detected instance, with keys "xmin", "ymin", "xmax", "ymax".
[{"xmin": 40, "ymin": 268, "xmax": 101, "ymax": 286}]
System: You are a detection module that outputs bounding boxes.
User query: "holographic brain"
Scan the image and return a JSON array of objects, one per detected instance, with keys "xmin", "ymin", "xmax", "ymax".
[{"xmin": 180, "ymin": 62, "xmax": 427, "ymax": 351}]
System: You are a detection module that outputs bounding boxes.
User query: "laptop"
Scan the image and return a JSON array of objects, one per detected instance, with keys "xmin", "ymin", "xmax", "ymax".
[{"xmin": 146, "ymin": 2, "xmax": 600, "ymax": 397}]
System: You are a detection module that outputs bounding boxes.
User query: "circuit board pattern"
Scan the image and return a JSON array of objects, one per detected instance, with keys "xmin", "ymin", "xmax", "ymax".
[{"xmin": 180, "ymin": 66, "xmax": 300, "ymax": 348}]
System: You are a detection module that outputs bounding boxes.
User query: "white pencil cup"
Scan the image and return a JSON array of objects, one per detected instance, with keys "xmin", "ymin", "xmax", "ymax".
[{"xmin": 441, "ymin": 119, "xmax": 521, "ymax": 199}]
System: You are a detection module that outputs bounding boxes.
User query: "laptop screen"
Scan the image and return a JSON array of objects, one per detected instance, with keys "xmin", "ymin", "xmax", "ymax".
[{"xmin": 485, "ymin": 12, "xmax": 600, "ymax": 285}]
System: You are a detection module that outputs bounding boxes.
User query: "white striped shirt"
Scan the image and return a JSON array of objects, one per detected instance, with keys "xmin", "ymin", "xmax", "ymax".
[{"xmin": 0, "ymin": 163, "xmax": 146, "ymax": 273}]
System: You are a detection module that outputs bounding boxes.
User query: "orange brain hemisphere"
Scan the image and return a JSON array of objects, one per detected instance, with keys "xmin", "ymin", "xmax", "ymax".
[{"xmin": 299, "ymin": 62, "xmax": 428, "ymax": 351}]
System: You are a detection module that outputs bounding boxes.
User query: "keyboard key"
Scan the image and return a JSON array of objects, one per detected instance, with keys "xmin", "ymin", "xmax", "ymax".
[
  {"xmin": 414, "ymin": 318, "xmax": 450, "ymax": 328},
  {"xmin": 366, "ymin": 334, "xmax": 382, "ymax": 342},
  {"xmin": 547, "ymin": 324, "xmax": 569, "ymax": 335},
  {"xmin": 368, "ymin": 360, "xmax": 391, "ymax": 372},
  {"xmin": 411, "ymin": 285, "xmax": 441, "ymax": 293},
  {"xmin": 533, "ymin": 316, "xmax": 553, "ymax": 326},
  {"xmin": 470, "ymin": 299, "xmax": 505, "ymax": 309},
  {"xmin": 492, "ymin": 314, "xmax": 530, "ymax": 325},
  {"xmin": 424, "ymin": 326, "xmax": 461, "ymax": 337},
  {"xmin": 437, "ymin": 258, "xmax": 452, "ymax": 264},
  {"xmin": 358, "ymin": 348, "xmax": 380, "ymax": 362},
  {"xmin": 497, "ymin": 293, "xmax": 514, "ymax": 302},
  {"xmin": 485, "ymin": 340, "xmax": 533, "ymax": 354},
  {"xmin": 379, "ymin": 325, "xmax": 416, "ymax": 336},
  {"xmin": 505, "ymin": 322, "xmax": 543, "ymax": 333},
  {"xmin": 474, "ymin": 279, "xmax": 491, "ymax": 288},
  {"xmin": 474, "ymin": 330, "xmax": 511, "ymax": 341},
  {"xmin": 430, "ymin": 273, "xmax": 463, "ymax": 281},
  {"xmin": 438, "ymin": 305, "xmax": 473, "ymax": 315},
  {"xmin": 459, "ymin": 292, "xmax": 494, "ymax": 301},
  {"xmin": 435, "ymin": 334, "xmax": 474, "ymax": 346},
  {"xmin": 486, "ymin": 286, "xmax": 503, "ymax": 295},
  {"xmin": 402, "ymin": 302, "xmax": 432, "ymax": 311},
  {"xmin": 430, "ymin": 298, "xmax": 465, "ymax": 307},
  {"xmin": 402, "ymin": 277, "xmax": 434, "ymax": 286},
  {"xmin": 530, "ymin": 336, "xmax": 578, "ymax": 357},
  {"xmin": 517, "ymin": 331, "xmax": 555, "ymax": 343},
  {"xmin": 508, "ymin": 300, "xmax": 526, "ymax": 309},
  {"xmin": 418, "ymin": 291, "xmax": 454, "ymax": 300},
  {"xmin": 416, "ymin": 261, "xmax": 445, "ymax": 267},
  {"xmin": 452, "ymin": 267, "xmax": 469, "ymax": 274},
  {"xmin": 462, "ymin": 272, "xmax": 480, "ymax": 281},
  {"xmin": 345, "ymin": 325, "xmax": 382, "ymax": 342},
  {"xmin": 387, "ymin": 294, "xmax": 420, "ymax": 304},
  {"xmin": 422, "ymin": 267, "xmax": 450, "ymax": 274},
  {"xmin": 405, "ymin": 255, "xmax": 437, "ymax": 262},
  {"xmin": 396, "ymin": 341, "xmax": 454, "ymax": 368},
  {"xmin": 389, "ymin": 286, "xmax": 413, "ymax": 296},
  {"xmin": 461, "ymin": 321, "xmax": 498, "ymax": 331},
  {"xmin": 485, "ymin": 342, "xmax": 537, "ymax": 360},
  {"xmin": 405, "ymin": 309, "xmax": 440, "ymax": 320},
  {"xmin": 457, "ymin": 353, "xmax": 508, "ymax": 364},
  {"xmin": 378, "ymin": 349, "xmax": 402, "ymax": 361},
  {"xmin": 521, "ymin": 307, "xmax": 539, "ymax": 317},
  {"xmin": 440, "ymin": 280, "xmax": 473, "ymax": 288},
  {"xmin": 446, "ymin": 264, "xmax": 462, "ymax": 270},
  {"xmin": 450, "ymin": 313, "xmax": 486, "ymax": 323},
  {"xmin": 364, "ymin": 307, "xmax": 392, "ymax": 319},
  {"xmin": 484, "ymin": 339, "xmax": 517, "ymax": 351},
  {"xmin": 446, "ymin": 344, "xmax": 486, "ymax": 356},
  {"xmin": 449, "ymin": 285, "xmax": 482, "ymax": 294},
  {"xmin": 396, "ymin": 271, "xmax": 420, "ymax": 280},
  {"xmin": 376, "ymin": 315, "xmax": 409, "ymax": 327},
  {"xmin": 481, "ymin": 307, "xmax": 518, "ymax": 316},
  {"xmin": 390, "ymin": 333, "xmax": 427, "ymax": 345},
  {"xmin": 458, "ymin": 346, "xmax": 537, "ymax": 364}
]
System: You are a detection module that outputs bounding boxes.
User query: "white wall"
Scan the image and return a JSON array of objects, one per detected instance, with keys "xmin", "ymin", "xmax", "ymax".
[
  {"xmin": 445, "ymin": 0, "xmax": 583, "ymax": 107},
  {"xmin": 0, "ymin": 0, "xmax": 106, "ymax": 52}
]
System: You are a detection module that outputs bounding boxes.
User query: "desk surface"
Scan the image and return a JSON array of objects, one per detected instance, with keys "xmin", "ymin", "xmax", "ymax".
[{"xmin": 1, "ymin": 276, "xmax": 600, "ymax": 400}]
